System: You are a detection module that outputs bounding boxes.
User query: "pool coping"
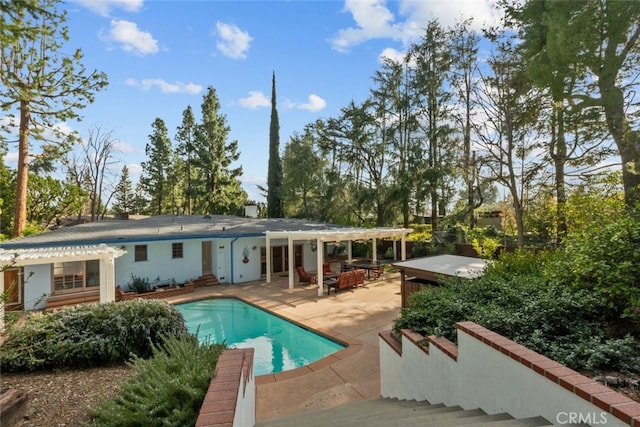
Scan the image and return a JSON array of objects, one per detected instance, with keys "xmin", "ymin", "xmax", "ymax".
[{"xmin": 167, "ymin": 289, "xmax": 368, "ymax": 386}]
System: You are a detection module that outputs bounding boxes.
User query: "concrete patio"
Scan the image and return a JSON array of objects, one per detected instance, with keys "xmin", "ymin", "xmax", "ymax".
[{"xmin": 166, "ymin": 272, "xmax": 403, "ymax": 422}]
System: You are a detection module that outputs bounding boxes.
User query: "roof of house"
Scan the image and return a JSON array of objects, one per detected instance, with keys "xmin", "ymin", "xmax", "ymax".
[{"xmin": 1, "ymin": 215, "xmax": 406, "ymax": 249}]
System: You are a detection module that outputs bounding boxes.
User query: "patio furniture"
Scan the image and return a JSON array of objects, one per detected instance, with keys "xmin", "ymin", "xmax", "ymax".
[
  {"xmin": 323, "ymin": 262, "xmax": 333, "ymax": 275},
  {"xmin": 326, "ymin": 270, "xmax": 360, "ymax": 295},
  {"xmin": 296, "ymin": 266, "xmax": 317, "ymax": 285},
  {"xmin": 354, "ymin": 269, "xmax": 366, "ymax": 287}
]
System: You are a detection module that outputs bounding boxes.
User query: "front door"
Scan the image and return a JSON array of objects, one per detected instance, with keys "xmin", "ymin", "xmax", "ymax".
[
  {"xmin": 201, "ymin": 241, "xmax": 212, "ymax": 276},
  {"xmin": 3, "ymin": 268, "xmax": 23, "ymax": 310}
]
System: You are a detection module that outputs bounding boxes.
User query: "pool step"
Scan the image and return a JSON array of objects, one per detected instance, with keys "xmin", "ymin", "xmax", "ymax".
[{"xmin": 256, "ymin": 398, "xmax": 554, "ymax": 427}]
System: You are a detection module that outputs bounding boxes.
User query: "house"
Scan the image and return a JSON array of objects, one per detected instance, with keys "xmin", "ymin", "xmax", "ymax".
[{"xmin": 0, "ymin": 214, "xmax": 411, "ymax": 322}]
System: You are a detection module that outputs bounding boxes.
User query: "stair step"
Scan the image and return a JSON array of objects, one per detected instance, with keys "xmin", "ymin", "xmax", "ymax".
[
  {"xmin": 193, "ymin": 274, "xmax": 219, "ymax": 287},
  {"xmin": 256, "ymin": 398, "xmax": 553, "ymax": 427}
]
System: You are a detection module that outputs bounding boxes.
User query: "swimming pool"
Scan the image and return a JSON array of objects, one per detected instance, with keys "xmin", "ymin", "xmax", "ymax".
[{"xmin": 176, "ymin": 298, "xmax": 345, "ymax": 376}]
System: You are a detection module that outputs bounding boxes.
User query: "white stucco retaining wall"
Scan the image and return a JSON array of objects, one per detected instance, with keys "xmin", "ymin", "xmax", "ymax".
[{"xmin": 379, "ymin": 324, "xmax": 637, "ymax": 426}]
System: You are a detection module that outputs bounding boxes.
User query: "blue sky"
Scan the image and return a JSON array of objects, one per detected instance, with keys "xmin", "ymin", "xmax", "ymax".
[{"xmin": 6, "ymin": 0, "xmax": 501, "ymax": 202}]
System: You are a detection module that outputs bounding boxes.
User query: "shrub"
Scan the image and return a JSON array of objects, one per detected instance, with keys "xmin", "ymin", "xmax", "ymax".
[
  {"xmin": 0, "ymin": 299, "xmax": 188, "ymax": 372},
  {"xmin": 546, "ymin": 213, "xmax": 640, "ymax": 330},
  {"xmin": 128, "ymin": 275, "xmax": 150, "ymax": 293},
  {"xmin": 88, "ymin": 334, "xmax": 226, "ymax": 427},
  {"xmin": 393, "ymin": 250, "xmax": 640, "ymax": 374}
]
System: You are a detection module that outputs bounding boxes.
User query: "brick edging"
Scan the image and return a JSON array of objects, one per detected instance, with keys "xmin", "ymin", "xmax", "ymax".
[
  {"xmin": 456, "ymin": 321, "xmax": 640, "ymax": 427},
  {"xmin": 196, "ymin": 348, "xmax": 254, "ymax": 427}
]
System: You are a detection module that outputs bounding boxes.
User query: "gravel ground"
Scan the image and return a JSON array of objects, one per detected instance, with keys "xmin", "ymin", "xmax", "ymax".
[{"xmin": 1, "ymin": 365, "xmax": 134, "ymax": 426}]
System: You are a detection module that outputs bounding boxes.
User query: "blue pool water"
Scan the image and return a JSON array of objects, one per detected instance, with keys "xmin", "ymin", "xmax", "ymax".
[{"xmin": 176, "ymin": 298, "xmax": 345, "ymax": 376}]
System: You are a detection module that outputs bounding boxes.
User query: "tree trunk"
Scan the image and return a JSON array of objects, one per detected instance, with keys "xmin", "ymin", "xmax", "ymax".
[
  {"xmin": 553, "ymin": 107, "xmax": 568, "ymax": 242},
  {"xmin": 599, "ymin": 74, "xmax": 640, "ymax": 208},
  {"xmin": 13, "ymin": 104, "xmax": 30, "ymax": 237}
]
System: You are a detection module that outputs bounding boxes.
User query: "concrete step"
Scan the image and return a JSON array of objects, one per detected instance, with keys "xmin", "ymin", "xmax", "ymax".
[{"xmin": 256, "ymin": 398, "xmax": 554, "ymax": 427}]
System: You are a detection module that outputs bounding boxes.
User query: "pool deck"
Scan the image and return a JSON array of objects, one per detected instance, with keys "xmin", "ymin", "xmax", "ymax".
[{"xmin": 165, "ymin": 273, "xmax": 402, "ymax": 422}]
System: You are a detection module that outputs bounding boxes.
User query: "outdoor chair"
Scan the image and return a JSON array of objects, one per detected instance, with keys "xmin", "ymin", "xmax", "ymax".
[
  {"xmin": 370, "ymin": 261, "xmax": 383, "ymax": 279},
  {"xmin": 354, "ymin": 269, "xmax": 366, "ymax": 287},
  {"xmin": 323, "ymin": 262, "xmax": 333, "ymax": 275},
  {"xmin": 296, "ymin": 266, "xmax": 317, "ymax": 285}
]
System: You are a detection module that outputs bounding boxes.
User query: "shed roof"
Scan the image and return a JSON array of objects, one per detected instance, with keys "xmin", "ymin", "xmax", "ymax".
[{"xmin": 392, "ymin": 254, "xmax": 488, "ymax": 280}]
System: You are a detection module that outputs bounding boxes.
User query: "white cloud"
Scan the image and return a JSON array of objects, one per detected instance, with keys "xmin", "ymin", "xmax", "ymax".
[
  {"xmin": 125, "ymin": 78, "xmax": 202, "ymax": 94},
  {"xmin": 113, "ymin": 140, "xmax": 135, "ymax": 154},
  {"xmin": 127, "ymin": 163, "xmax": 143, "ymax": 176},
  {"xmin": 379, "ymin": 47, "xmax": 406, "ymax": 63},
  {"xmin": 298, "ymin": 94, "xmax": 327, "ymax": 112},
  {"xmin": 281, "ymin": 95, "xmax": 327, "ymax": 112},
  {"xmin": 215, "ymin": 22, "xmax": 252, "ymax": 59},
  {"xmin": 72, "ymin": 0, "xmax": 144, "ymax": 17},
  {"xmin": 239, "ymin": 91, "xmax": 270, "ymax": 109},
  {"xmin": 101, "ymin": 19, "xmax": 158, "ymax": 56},
  {"xmin": 332, "ymin": 0, "xmax": 500, "ymax": 53}
]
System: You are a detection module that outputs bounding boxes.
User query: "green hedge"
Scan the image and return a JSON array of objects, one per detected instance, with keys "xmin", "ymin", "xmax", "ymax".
[
  {"xmin": 0, "ymin": 299, "xmax": 188, "ymax": 372},
  {"xmin": 394, "ymin": 250, "xmax": 640, "ymax": 374}
]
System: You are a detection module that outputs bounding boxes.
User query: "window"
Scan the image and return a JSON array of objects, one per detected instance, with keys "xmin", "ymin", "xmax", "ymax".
[
  {"xmin": 172, "ymin": 242, "xmax": 183, "ymax": 258},
  {"xmin": 53, "ymin": 260, "xmax": 100, "ymax": 293},
  {"xmin": 133, "ymin": 245, "xmax": 147, "ymax": 261},
  {"xmin": 135, "ymin": 245, "xmax": 148, "ymax": 262}
]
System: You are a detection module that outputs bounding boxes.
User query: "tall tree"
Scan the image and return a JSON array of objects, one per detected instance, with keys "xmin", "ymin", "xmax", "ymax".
[
  {"xmin": 66, "ymin": 126, "xmax": 119, "ymax": 221},
  {"xmin": 0, "ymin": 0, "xmax": 108, "ymax": 236},
  {"xmin": 267, "ymin": 72, "xmax": 284, "ymax": 218},
  {"xmin": 282, "ymin": 128, "xmax": 324, "ymax": 219},
  {"xmin": 450, "ymin": 19, "xmax": 482, "ymax": 229},
  {"xmin": 509, "ymin": 0, "xmax": 640, "ymax": 208},
  {"xmin": 112, "ymin": 165, "xmax": 134, "ymax": 216},
  {"xmin": 193, "ymin": 86, "xmax": 246, "ymax": 215},
  {"xmin": 140, "ymin": 118, "xmax": 172, "ymax": 215},
  {"xmin": 371, "ymin": 56, "xmax": 419, "ymax": 228},
  {"xmin": 475, "ymin": 36, "xmax": 546, "ymax": 247},
  {"xmin": 175, "ymin": 105, "xmax": 197, "ymax": 215},
  {"xmin": 409, "ymin": 20, "xmax": 457, "ymax": 232}
]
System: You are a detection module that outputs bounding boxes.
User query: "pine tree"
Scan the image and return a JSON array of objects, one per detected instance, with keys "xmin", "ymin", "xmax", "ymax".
[
  {"xmin": 139, "ymin": 118, "xmax": 172, "ymax": 215},
  {"xmin": 175, "ymin": 106, "xmax": 197, "ymax": 215},
  {"xmin": 192, "ymin": 86, "xmax": 246, "ymax": 215},
  {"xmin": 267, "ymin": 72, "xmax": 284, "ymax": 218},
  {"xmin": 112, "ymin": 165, "xmax": 134, "ymax": 216},
  {"xmin": 1, "ymin": 0, "xmax": 108, "ymax": 236}
]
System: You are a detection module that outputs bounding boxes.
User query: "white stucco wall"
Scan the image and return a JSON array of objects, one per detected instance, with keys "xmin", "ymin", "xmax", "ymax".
[
  {"xmin": 380, "ymin": 330, "xmax": 629, "ymax": 427},
  {"xmin": 228, "ymin": 237, "xmax": 263, "ymax": 284},
  {"xmin": 115, "ymin": 240, "xmax": 202, "ymax": 288},
  {"xmin": 24, "ymin": 265, "xmax": 51, "ymax": 310}
]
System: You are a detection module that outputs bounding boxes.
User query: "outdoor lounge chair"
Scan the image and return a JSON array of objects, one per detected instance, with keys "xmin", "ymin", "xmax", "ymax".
[{"xmin": 296, "ymin": 266, "xmax": 317, "ymax": 285}]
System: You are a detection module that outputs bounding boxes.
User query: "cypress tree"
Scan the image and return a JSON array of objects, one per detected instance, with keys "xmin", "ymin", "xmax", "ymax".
[{"xmin": 267, "ymin": 72, "xmax": 284, "ymax": 218}]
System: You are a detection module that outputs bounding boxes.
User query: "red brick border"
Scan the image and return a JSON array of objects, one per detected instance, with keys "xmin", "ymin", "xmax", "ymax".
[{"xmin": 196, "ymin": 348, "xmax": 254, "ymax": 427}]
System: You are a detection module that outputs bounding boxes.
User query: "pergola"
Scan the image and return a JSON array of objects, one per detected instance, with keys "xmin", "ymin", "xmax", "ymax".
[
  {"xmin": 265, "ymin": 227, "xmax": 412, "ymax": 296},
  {"xmin": 0, "ymin": 244, "xmax": 126, "ymax": 331}
]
